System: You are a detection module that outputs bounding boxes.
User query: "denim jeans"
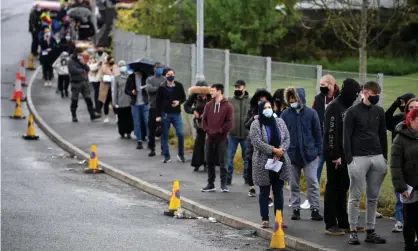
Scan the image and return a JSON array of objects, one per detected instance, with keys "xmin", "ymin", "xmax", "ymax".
[
  {"xmin": 162, "ymin": 112, "xmax": 184, "ymax": 159},
  {"xmin": 259, "ymin": 171, "xmax": 284, "ymax": 221},
  {"xmin": 227, "ymin": 135, "xmax": 248, "ymax": 180},
  {"xmin": 317, "ymin": 154, "xmax": 326, "ymax": 183},
  {"xmin": 131, "ymin": 104, "xmax": 149, "ymax": 142},
  {"xmin": 395, "ymin": 192, "xmax": 404, "ymax": 222}
]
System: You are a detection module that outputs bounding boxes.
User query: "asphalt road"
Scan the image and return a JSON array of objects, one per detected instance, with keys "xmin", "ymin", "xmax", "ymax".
[{"xmin": 0, "ymin": 3, "xmax": 272, "ymax": 251}]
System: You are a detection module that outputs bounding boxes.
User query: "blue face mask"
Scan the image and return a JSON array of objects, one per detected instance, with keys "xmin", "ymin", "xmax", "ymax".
[
  {"xmin": 166, "ymin": 75, "xmax": 175, "ymax": 82},
  {"xmin": 155, "ymin": 68, "xmax": 163, "ymax": 75},
  {"xmin": 368, "ymin": 95, "xmax": 379, "ymax": 105},
  {"xmin": 65, "ymin": 36, "xmax": 71, "ymax": 41},
  {"xmin": 119, "ymin": 66, "xmax": 127, "ymax": 73},
  {"xmin": 290, "ymin": 102, "xmax": 298, "ymax": 109},
  {"xmin": 262, "ymin": 108, "xmax": 274, "ymax": 118}
]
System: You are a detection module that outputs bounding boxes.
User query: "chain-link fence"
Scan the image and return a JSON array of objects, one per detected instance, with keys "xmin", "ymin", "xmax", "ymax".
[{"xmin": 113, "ymin": 29, "xmax": 418, "ymax": 107}]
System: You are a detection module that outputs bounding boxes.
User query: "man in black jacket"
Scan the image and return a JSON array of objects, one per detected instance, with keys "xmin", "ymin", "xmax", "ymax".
[
  {"xmin": 343, "ymin": 81, "xmax": 388, "ymax": 245},
  {"xmin": 29, "ymin": 6, "xmax": 42, "ymax": 56},
  {"xmin": 67, "ymin": 47, "xmax": 101, "ymax": 122},
  {"xmin": 323, "ymin": 78, "xmax": 361, "ymax": 235}
]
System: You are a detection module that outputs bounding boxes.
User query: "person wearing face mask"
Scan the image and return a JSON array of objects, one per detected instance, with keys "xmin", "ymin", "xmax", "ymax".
[
  {"xmin": 94, "ymin": 46, "xmax": 108, "ymax": 63},
  {"xmin": 59, "ymin": 31, "xmax": 75, "ymax": 55},
  {"xmin": 184, "ymin": 81, "xmax": 212, "ymax": 171},
  {"xmin": 97, "ymin": 56, "xmax": 120, "ymax": 123},
  {"xmin": 227, "ymin": 80, "xmax": 250, "ymax": 185},
  {"xmin": 343, "ymin": 81, "xmax": 388, "ymax": 245},
  {"xmin": 391, "ymin": 109, "xmax": 418, "ymax": 251},
  {"xmin": 29, "ymin": 5, "xmax": 42, "ymax": 56},
  {"xmin": 112, "ymin": 60, "xmax": 134, "ymax": 138},
  {"xmin": 145, "ymin": 63, "xmax": 166, "ymax": 157},
  {"xmin": 272, "ymin": 88, "xmax": 286, "ymax": 117},
  {"xmin": 68, "ymin": 47, "xmax": 101, "ymax": 122},
  {"xmin": 384, "ymin": 93, "xmax": 416, "ymax": 233},
  {"xmin": 323, "ymin": 78, "xmax": 363, "ymax": 236},
  {"xmin": 156, "ymin": 69, "xmax": 186, "ymax": 164},
  {"xmin": 250, "ymin": 100, "xmax": 291, "ymax": 229},
  {"xmin": 52, "ymin": 51, "xmax": 70, "ymax": 98},
  {"xmin": 40, "ymin": 27, "xmax": 58, "ymax": 87},
  {"xmin": 280, "ymin": 87, "xmax": 323, "ymax": 221},
  {"xmin": 87, "ymin": 48, "xmax": 100, "ymax": 111}
]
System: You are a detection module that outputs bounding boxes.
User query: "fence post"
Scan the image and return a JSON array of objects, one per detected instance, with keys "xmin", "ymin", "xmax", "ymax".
[
  {"xmin": 145, "ymin": 36, "xmax": 151, "ymax": 58},
  {"xmin": 165, "ymin": 39, "xmax": 171, "ymax": 66},
  {"xmin": 224, "ymin": 49, "xmax": 230, "ymax": 98},
  {"xmin": 316, "ymin": 65, "xmax": 323, "ymax": 94},
  {"xmin": 266, "ymin": 57, "xmax": 272, "ymax": 92},
  {"xmin": 191, "ymin": 44, "xmax": 196, "ymax": 86},
  {"xmin": 377, "ymin": 73, "xmax": 384, "ymax": 107}
]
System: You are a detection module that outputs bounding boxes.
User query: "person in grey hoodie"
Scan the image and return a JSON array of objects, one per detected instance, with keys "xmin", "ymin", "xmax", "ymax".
[
  {"xmin": 112, "ymin": 60, "xmax": 133, "ymax": 138},
  {"xmin": 145, "ymin": 62, "xmax": 166, "ymax": 157}
]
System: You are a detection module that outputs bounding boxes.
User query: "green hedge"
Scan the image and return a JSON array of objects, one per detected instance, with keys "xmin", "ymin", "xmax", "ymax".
[{"xmin": 297, "ymin": 58, "xmax": 418, "ymax": 76}]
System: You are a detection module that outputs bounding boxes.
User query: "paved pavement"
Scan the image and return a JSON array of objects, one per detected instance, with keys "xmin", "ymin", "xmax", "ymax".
[
  {"xmin": 1, "ymin": 2, "xmax": 275, "ymax": 251},
  {"xmin": 30, "ymin": 76, "xmax": 406, "ymax": 250}
]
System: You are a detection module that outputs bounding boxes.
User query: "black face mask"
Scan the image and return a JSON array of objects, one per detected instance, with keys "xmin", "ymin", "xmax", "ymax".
[
  {"xmin": 320, "ymin": 86, "xmax": 329, "ymax": 94},
  {"xmin": 234, "ymin": 90, "xmax": 243, "ymax": 97},
  {"xmin": 97, "ymin": 51, "xmax": 103, "ymax": 56}
]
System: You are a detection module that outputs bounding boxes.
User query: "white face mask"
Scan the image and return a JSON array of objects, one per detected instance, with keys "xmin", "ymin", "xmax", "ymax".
[{"xmin": 290, "ymin": 102, "xmax": 298, "ymax": 109}]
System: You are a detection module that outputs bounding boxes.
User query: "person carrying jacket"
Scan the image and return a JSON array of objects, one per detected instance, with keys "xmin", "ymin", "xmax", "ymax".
[
  {"xmin": 343, "ymin": 81, "xmax": 388, "ymax": 245},
  {"xmin": 323, "ymin": 78, "xmax": 362, "ymax": 235},
  {"xmin": 112, "ymin": 60, "xmax": 133, "ymax": 139},
  {"xmin": 52, "ymin": 51, "xmax": 70, "ymax": 98},
  {"xmin": 385, "ymin": 92, "xmax": 416, "ymax": 233},
  {"xmin": 201, "ymin": 83, "xmax": 234, "ymax": 193},
  {"xmin": 184, "ymin": 81, "xmax": 212, "ymax": 171},
  {"xmin": 155, "ymin": 69, "xmax": 186, "ymax": 164},
  {"xmin": 125, "ymin": 68, "xmax": 149, "ymax": 150},
  {"xmin": 67, "ymin": 47, "xmax": 101, "ymax": 122},
  {"xmin": 280, "ymin": 87, "xmax": 323, "ymax": 221},
  {"xmin": 145, "ymin": 62, "xmax": 166, "ymax": 157},
  {"xmin": 244, "ymin": 88, "xmax": 272, "ymax": 197},
  {"xmin": 227, "ymin": 80, "xmax": 250, "ymax": 185},
  {"xmin": 391, "ymin": 109, "xmax": 418, "ymax": 251}
]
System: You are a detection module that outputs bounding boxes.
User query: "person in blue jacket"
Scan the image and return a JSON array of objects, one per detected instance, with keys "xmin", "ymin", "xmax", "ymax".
[{"xmin": 280, "ymin": 87, "xmax": 323, "ymax": 221}]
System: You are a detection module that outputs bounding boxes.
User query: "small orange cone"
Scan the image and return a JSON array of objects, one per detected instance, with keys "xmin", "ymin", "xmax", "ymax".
[
  {"xmin": 164, "ymin": 180, "xmax": 182, "ymax": 216},
  {"xmin": 84, "ymin": 144, "xmax": 104, "ymax": 173},
  {"xmin": 270, "ymin": 210, "xmax": 286, "ymax": 249},
  {"xmin": 20, "ymin": 60, "xmax": 27, "ymax": 87},
  {"xmin": 22, "ymin": 114, "xmax": 39, "ymax": 140},
  {"xmin": 9, "ymin": 98, "xmax": 26, "ymax": 120},
  {"xmin": 27, "ymin": 54, "xmax": 36, "ymax": 70},
  {"xmin": 10, "ymin": 72, "xmax": 26, "ymax": 102}
]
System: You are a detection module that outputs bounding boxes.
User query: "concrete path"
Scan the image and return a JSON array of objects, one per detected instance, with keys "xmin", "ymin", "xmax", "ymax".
[{"xmin": 30, "ymin": 76, "xmax": 405, "ymax": 251}]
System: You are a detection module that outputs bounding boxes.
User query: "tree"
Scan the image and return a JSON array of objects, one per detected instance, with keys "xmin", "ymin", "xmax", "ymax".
[{"xmin": 299, "ymin": 0, "xmax": 404, "ymax": 82}]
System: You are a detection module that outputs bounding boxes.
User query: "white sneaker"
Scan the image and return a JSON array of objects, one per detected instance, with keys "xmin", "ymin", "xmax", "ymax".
[
  {"xmin": 300, "ymin": 199, "xmax": 311, "ymax": 210},
  {"xmin": 103, "ymin": 116, "xmax": 109, "ymax": 124},
  {"xmin": 392, "ymin": 221, "xmax": 403, "ymax": 232},
  {"xmin": 44, "ymin": 81, "xmax": 49, "ymax": 87}
]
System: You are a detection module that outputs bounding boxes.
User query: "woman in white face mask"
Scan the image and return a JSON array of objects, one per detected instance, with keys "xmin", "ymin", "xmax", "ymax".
[{"xmin": 112, "ymin": 61, "xmax": 134, "ymax": 138}]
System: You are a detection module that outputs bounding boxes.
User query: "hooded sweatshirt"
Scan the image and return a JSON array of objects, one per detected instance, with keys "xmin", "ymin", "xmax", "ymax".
[
  {"xmin": 112, "ymin": 72, "xmax": 131, "ymax": 108},
  {"xmin": 280, "ymin": 87, "xmax": 323, "ymax": 167},
  {"xmin": 146, "ymin": 75, "xmax": 166, "ymax": 108},
  {"xmin": 52, "ymin": 52, "xmax": 69, "ymax": 75},
  {"xmin": 202, "ymin": 98, "xmax": 234, "ymax": 141},
  {"xmin": 312, "ymin": 84, "xmax": 340, "ymax": 134}
]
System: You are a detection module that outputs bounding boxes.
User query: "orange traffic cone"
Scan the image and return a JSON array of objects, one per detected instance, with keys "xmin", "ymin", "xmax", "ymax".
[
  {"xmin": 20, "ymin": 60, "xmax": 27, "ymax": 87},
  {"xmin": 270, "ymin": 210, "xmax": 286, "ymax": 249},
  {"xmin": 27, "ymin": 54, "xmax": 36, "ymax": 70},
  {"xmin": 9, "ymin": 98, "xmax": 26, "ymax": 120},
  {"xmin": 84, "ymin": 144, "xmax": 104, "ymax": 173},
  {"xmin": 22, "ymin": 114, "xmax": 39, "ymax": 140},
  {"xmin": 10, "ymin": 72, "xmax": 26, "ymax": 102}
]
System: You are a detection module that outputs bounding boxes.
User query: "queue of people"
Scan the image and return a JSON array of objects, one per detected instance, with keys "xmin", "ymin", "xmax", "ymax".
[{"xmin": 57, "ymin": 42, "xmax": 418, "ymax": 250}]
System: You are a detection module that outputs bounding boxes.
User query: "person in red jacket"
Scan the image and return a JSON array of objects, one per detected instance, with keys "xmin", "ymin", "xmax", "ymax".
[{"xmin": 201, "ymin": 83, "xmax": 234, "ymax": 193}]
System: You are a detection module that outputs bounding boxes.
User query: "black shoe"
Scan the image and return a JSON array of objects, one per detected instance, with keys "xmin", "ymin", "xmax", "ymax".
[
  {"xmin": 177, "ymin": 155, "xmax": 185, "ymax": 163},
  {"xmin": 61, "ymin": 92, "xmax": 64, "ymax": 98},
  {"xmin": 136, "ymin": 142, "xmax": 143, "ymax": 150},
  {"xmin": 148, "ymin": 150, "xmax": 156, "ymax": 157},
  {"xmin": 201, "ymin": 184, "xmax": 216, "ymax": 192},
  {"xmin": 311, "ymin": 208, "xmax": 323, "ymax": 221},
  {"xmin": 65, "ymin": 91, "xmax": 69, "ymax": 97},
  {"xmin": 291, "ymin": 209, "xmax": 301, "ymax": 220},
  {"xmin": 120, "ymin": 134, "xmax": 125, "ymax": 139},
  {"xmin": 325, "ymin": 226, "xmax": 345, "ymax": 236},
  {"xmin": 227, "ymin": 178, "xmax": 232, "ymax": 186},
  {"xmin": 193, "ymin": 166, "xmax": 199, "ymax": 172},
  {"xmin": 90, "ymin": 112, "xmax": 101, "ymax": 121},
  {"xmin": 348, "ymin": 231, "xmax": 361, "ymax": 245},
  {"xmin": 365, "ymin": 230, "xmax": 386, "ymax": 244},
  {"xmin": 244, "ymin": 177, "xmax": 248, "ymax": 185},
  {"xmin": 72, "ymin": 116, "xmax": 78, "ymax": 122}
]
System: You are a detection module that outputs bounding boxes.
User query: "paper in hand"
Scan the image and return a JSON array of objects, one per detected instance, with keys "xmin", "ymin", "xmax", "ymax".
[{"xmin": 265, "ymin": 159, "xmax": 283, "ymax": 173}]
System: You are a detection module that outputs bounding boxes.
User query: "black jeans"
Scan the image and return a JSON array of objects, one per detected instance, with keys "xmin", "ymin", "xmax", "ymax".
[
  {"xmin": 42, "ymin": 64, "xmax": 53, "ymax": 80},
  {"xmin": 403, "ymin": 201, "xmax": 418, "ymax": 251},
  {"xmin": 91, "ymin": 82, "xmax": 100, "ymax": 111},
  {"xmin": 324, "ymin": 159, "xmax": 350, "ymax": 229},
  {"xmin": 148, "ymin": 107, "xmax": 157, "ymax": 150},
  {"xmin": 58, "ymin": 75, "xmax": 70, "ymax": 95},
  {"xmin": 259, "ymin": 171, "xmax": 284, "ymax": 221},
  {"xmin": 247, "ymin": 159, "xmax": 254, "ymax": 186},
  {"xmin": 191, "ymin": 129, "xmax": 206, "ymax": 168},
  {"xmin": 205, "ymin": 139, "xmax": 227, "ymax": 185},
  {"xmin": 31, "ymin": 31, "xmax": 39, "ymax": 55}
]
